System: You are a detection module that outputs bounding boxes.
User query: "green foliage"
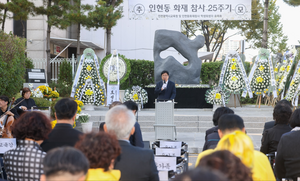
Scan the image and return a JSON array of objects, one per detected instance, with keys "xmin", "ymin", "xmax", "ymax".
[
  {"xmin": 32, "ymin": 97, "xmax": 51, "ymax": 107},
  {"xmin": 283, "ymin": 0, "xmax": 300, "ymax": 6},
  {"xmin": 25, "ymin": 57, "xmax": 34, "ymax": 69},
  {"xmin": 57, "ymin": 61, "xmax": 72, "ymax": 97},
  {"xmin": 100, "ymin": 54, "xmax": 131, "ymax": 85},
  {"xmin": 200, "ymin": 61, "xmax": 223, "ymax": 85},
  {"xmin": 241, "ymin": 94, "xmax": 258, "ymax": 104},
  {"xmin": 0, "ymin": 31, "xmax": 26, "ymax": 98},
  {"xmin": 120, "ymin": 59, "xmax": 154, "ymax": 90},
  {"xmin": 7, "ymin": 0, "xmax": 35, "ymax": 37}
]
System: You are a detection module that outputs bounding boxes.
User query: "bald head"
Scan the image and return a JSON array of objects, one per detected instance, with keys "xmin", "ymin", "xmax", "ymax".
[{"xmin": 105, "ymin": 105, "xmax": 136, "ymax": 140}]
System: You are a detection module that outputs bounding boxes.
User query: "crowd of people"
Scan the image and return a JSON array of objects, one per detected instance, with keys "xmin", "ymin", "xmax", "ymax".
[{"xmin": 0, "ymin": 94, "xmax": 299, "ymax": 181}]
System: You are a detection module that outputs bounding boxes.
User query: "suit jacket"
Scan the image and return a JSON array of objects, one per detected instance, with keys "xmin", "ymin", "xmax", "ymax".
[
  {"xmin": 41, "ymin": 123, "xmax": 83, "ymax": 152},
  {"xmin": 275, "ymin": 131, "xmax": 300, "ymax": 180},
  {"xmin": 263, "ymin": 120, "xmax": 275, "ymax": 132},
  {"xmin": 260, "ymin": 124, "xmax": 292, "ymax": 154},
  {"xmin": 203, "ymin": 126, "xmax": 220, "ymax": 151},
  {"xmin": 114, "ymin": 140, "xmax": 159, "ymax": 181},
  {"xmin": 129, "ymin": 122, "xmax": 144, "ymax": 148},
  {"xmin": 154, "ymin": 80, "xmax": 176, "ymax": 100}
]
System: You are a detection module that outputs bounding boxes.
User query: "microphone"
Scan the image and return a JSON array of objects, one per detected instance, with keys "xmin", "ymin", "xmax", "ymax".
[{"xmin": 163, "ymin": 80, "xmax": 166, "ymax": 84}]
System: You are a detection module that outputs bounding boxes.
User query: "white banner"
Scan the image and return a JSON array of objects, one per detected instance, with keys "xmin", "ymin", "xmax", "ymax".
[
  {"xmin": 129, "ymin": 0, "xmax": 251, "ymax": 20},
  {"xmin": 107, "ymin": 85, "xmax": 120, "ymax": 106}
]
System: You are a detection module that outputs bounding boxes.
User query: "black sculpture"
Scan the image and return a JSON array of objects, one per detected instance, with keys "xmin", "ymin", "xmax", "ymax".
[{"xmin": 153, "ymin": 29, "xmax": 205, "ymax": 84}]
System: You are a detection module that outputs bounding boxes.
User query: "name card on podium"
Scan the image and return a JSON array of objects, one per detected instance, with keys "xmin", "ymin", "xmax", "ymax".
[
  {"xmin": 159, "ymin": 140, "xmax": 181, "ymax": 149},
  {"xmin": 0, "ymin": 138, "xmax": 16, "ymax": 154},
  {"xmin": 154, "ymin": 156, "xmax": 176, "ymax": 171},
  {"xmin": 155, "ymin": 148, "xmax": 181, "ymax": 157}
]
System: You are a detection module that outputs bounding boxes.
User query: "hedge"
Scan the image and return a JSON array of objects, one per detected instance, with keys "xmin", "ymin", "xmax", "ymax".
[{"xmin": 0, "ymin": 32, "xmax": 27, "ymax": 98}]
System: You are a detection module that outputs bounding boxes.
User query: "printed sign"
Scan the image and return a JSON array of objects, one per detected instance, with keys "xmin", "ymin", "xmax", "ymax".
[
  {"xmin": 155, "ymin": 156, "xmax": 176, "ymax": 171},
  {"xmin": 129, "ymin": 0, "xmax": 251, "ymax": 20},
  {"xmin": 159, "ymin": 141, "xmax": 182, "ymax": 149},
  {"xmin": 0, "ymin": 138, "xmax": 16, "ymax": 154},
  {"xmin": 107, "ymin": 85, "xmax": 120, "ymax": 106},
  {"xmin": 155, "ymin": 148, "xmax": 181, "ymax": 157}
]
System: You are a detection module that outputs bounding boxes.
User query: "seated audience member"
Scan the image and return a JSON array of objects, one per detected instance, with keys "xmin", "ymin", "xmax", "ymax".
[
  {"xmin": 172, "ymin": 166, "xmax": 228, "ymax": 181},
  {"xmin": 104, "ymin": 105, "xmax": 159, "ymax": 181},
  {"xmin": 203, "ymin": 107, "xmax": 234, "ymax": 151},
  {"xmin": 263, "ymin": 99, "xmax": 292, "ymax": 131},
  {"xmin": 14, "ymin": 87, "xmax": 37, "ymax": 115},
  {"xmin": 41, "ymin": 147, "xmax": 89, "ymax": 181},
  {"xmin": 275, "ymin": 108, "xmax": 300, "ymax": 181},
  {"xmin": 196, "ymin": 114, "xmax": 275, "ymax": 181},
  {"xmin": 41, "ymin": 98, "xmax": 83, "ymax": 152},
  {"xmin": 99, "ymin": 101, "xmax": 122, "ymax": 131},
  {"xmin": 75, "ymin": 132, "xmax": 121, "ymax": 181},
  {"xmin": 3, "ymin": 112, "xmax": 52, "ymax": 181},
  {"xmin": 123, "ymin": 100, "xmax": 144, "ymax": 148},
  {"xmin": 198, "ymin": 150, "xmax": 253, "ymax": 181},
  {"xmin": 260, "ymin": 104, "xmax": 292, "ymax": 154}
]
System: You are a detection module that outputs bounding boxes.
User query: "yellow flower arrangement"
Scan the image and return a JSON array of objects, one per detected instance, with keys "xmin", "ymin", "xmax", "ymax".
[
  {"xmin": 291, "ymin": 80, "xmax": 295, "ymax": 86},
  {"xmin": 86, "ymin": 65, "xmax": 92, "ymax": 71},
  {"xmin": 256, "ymin": 77, "xmax": 263, "ymax": 83},
  {"xmin": 37, "ymin": 85, "xmax": 52, "ymax": 95},
  {"xmin": 231, "ymin": 64, "xmax": 236, "ymax": 70},
  {"xmin": 275, "ymin": 67, "xmax": 278, "ymax": 72},
  {"xmin": 75, "ymin": 100, "xmax": 84, "ymax": 107},
  {"xmin": 215, "ymin": 93, "xmax": 221, "ymax": 99},
  {"xmin": 85, "ymin": 89, "xmax": 94, "ymax": 96},
  {"xmin": 133, "ymin": 93, "xmax": 139, "ymax": 101},
  {"xmin": 231, "ymin": 76, "xmax": 238, "ymax": 81},
  {"xmin": 298, "ymin": 69, "xmax": 300, "ymax": 74},
  {"xmin": 50, "ymin": 91, "xmax": 59, "ymax": 98},
  {"xmin": 231, "ymin": 58, "xmax": 236, "ymax": 62},
  {"xmin": 280, "ymin": 67, "xmax": 285, "ymax": 71},
  {"xmin": 85, "ymin": 75, "xmax": 92, "ymax": 80},
  {"xmin": 287, "ymin": 66, "xmax": 291, "ymax": 72},
  {"xmin": 77, "ymin": 106, "xmax": 82, "ymax": 114},
  {"xmin": 258, "ymin": 65, "xmax": 264, "ymax": 71}
]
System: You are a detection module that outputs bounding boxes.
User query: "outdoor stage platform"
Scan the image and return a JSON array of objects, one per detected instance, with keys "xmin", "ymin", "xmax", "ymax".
[{"xmin": 75, "ymin": 105, "xmax": 273, "ymax": 153}]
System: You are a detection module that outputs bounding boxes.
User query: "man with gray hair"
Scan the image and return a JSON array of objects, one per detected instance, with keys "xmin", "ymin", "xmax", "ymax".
[{"xmin": 104, "ymin": 105, "xmax": 159, "ymax": 181}]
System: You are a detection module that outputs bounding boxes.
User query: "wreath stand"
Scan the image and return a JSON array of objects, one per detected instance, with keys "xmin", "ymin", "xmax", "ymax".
[
  {"xmin": 256, "ymin": 95, "xmax": 262, "ymax": 108},
  {"xmin": 233, "ymin": 94, "xmax": 242, "ymax": 108}
]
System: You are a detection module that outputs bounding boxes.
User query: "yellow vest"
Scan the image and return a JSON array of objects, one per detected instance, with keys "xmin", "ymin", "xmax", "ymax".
[{"xmin": 86, "ymin": 168, "xmax": 121, "ymax": 181}]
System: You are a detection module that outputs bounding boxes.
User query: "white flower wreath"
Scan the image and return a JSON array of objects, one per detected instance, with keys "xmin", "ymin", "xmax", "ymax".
[{"xmin": 123, "ymin": 85, "xmax": 148, "ymax": 105}]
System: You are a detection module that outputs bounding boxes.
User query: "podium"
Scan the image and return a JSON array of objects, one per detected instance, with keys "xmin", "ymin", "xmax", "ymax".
[{"xmin": 154, "ymin": 100, "xmax": 177, "ymax": 140}]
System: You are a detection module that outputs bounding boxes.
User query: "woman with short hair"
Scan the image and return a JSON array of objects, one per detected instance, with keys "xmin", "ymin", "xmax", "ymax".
[
  {"xmin": 3, "ymin": 111, "xmax": 52, "ymax": 181},
  {"xmin": 15, "ymin": 87, "xmax": 37, "ymax": 115},
  {"xmin": 75, "ymin": 132, "xmax": 121, "ymax": 181}
]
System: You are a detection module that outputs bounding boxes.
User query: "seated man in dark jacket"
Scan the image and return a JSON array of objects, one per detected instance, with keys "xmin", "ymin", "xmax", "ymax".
[
  {"xmin": 41, "ymin": 98, "xmax": 83, "ymax": 152},
  {"xmin": 260, "ymin": 104, "xmax": 292, "ymax": 154},
  {"xmin": 202, "ymin": 107, "xmax": 234, "ymax": 151}
]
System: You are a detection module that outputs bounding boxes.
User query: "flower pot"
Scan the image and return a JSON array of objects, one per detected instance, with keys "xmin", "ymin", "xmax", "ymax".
[
  {"xmin": 81, "ymin": 122, "xmax": 93, "ymax": 133},
  {"xmin": 84, "ymin": 104, "xmax": 94, "ymax": 111}
]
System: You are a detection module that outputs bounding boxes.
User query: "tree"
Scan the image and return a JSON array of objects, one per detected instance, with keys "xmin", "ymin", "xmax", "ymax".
[
  {"xmin": 283, "ymin": 0, "xmax": 300, "ymax": 6},
  {"xmin": 1, "ymin": 0, "xmax": 9, "ymax": 31},
  {"xmin": 7, "ymin": 0, "xmax": 35, "ymax": 38},
  {"xmin": 239, "ymin": 0, "xmax": 288, "ymax": 53},
  {"xmin": 35, "ymin": 0, "xmax": 71, "ymax": 83},
  {"xmin": 88, "ymin": 0, "xmax": 123, "ymax": 55},
  {"xmin": 65, "ymin": 0, "xmax": 93, "ymax": 58}
]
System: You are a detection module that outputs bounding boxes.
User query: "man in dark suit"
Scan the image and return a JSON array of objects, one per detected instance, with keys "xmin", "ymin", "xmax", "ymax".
[
  {"xmin": 41, "ymin": 98, "xmax": 83, "ymax": 152},
  {"xmin": 154, "ymin": 70, "xmax": 176, "ymax": 100},
  {"xmin": 104, "ymin": 105, "xmax": 159, "ymax": 181}
]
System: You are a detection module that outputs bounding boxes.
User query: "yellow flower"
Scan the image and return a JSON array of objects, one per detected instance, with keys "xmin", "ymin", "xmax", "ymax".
[
  {"xmin": 266, "ymin": 89, "xmax": 268, "ymax": 91},
  {"xmin": 75, "ymin": 100, "xmax": 84, "ymax": 107},
  {"xmin": 231, "ymin": 58, "xmax": 236, "ymax": 62},
  {"xmin": 133, "ymin": 94, "xmax": 139, "ymax": 101},
  {"xmin": 256, "ymin": 77, "xmax": 263, "ymax": 83},
  {"xmin": 231, "ymin": 76, "xmax": 238, "ymax": 81},
  {"xmin": 291, "ymin": 80, "xmax": 295, "ymax": 86},
  {"xmin": 215, "ymin": 93, "xmax": 221, "ymax": 99},
  {"xmin": 79, "ymin": 86, "xmax": 82, "ymax": 88},
  {"xmin": 275, "ymin": 67, "xmax": 278, "ymax": 72},
  {"xmin": 86, "ymin": 65, "xmax": 92, "ymax": 71},
  {"xmin": 231, "ymin": 64, "xmax": 236, "ymax": 70},
  {"xmin": 100, "ymin": 89, "xmax": 102, "ymax": 91},
  {"xmin": 101, "ymin": 99, "xmax": 104, "ymax": 101},
  {"xmin": 280, "ymin": 67, "xmax": 285, "ymax": 71},
  {"xmin": 77, "ymin": 107, "xmax": 82, "ymax": 114},
  {"xmin": 287, "ymin": 66, "xmax": 291, "ymax": 72},
  {"xmin": 85, "ymin": 75, "xmax": 92, "ymax": 80},
  {"xmin": 264, "ymin": 91, "xmax": 266, "ymax": 93},
  {"xmin": 258, "ymin": 65, "xmax": 264, "ymax": 71},
  {"xmin": 298, "ymin": 69, "xmax": 300, "ymax": 74},
  {"xmin": 51, "ymin": 120, "xmax": 57, "ymax": 129},
  {"xmin": 278, "ymin": 89, "xmax": 281, "ymax": 91},
  {"xmin": 85, "ymin": 89, "xmax": 94, "ymax": 96}
]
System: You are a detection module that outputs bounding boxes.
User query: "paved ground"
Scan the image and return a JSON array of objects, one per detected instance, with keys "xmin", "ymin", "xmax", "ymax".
[{"xmin": 81, "ymin": 105, "xmax": 274, "ymax": 168}]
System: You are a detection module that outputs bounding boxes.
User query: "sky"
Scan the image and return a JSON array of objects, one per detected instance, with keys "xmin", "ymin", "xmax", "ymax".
[{"xmin": 276, "ymin": 0, "xmax": 299, "ymax": 46}]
